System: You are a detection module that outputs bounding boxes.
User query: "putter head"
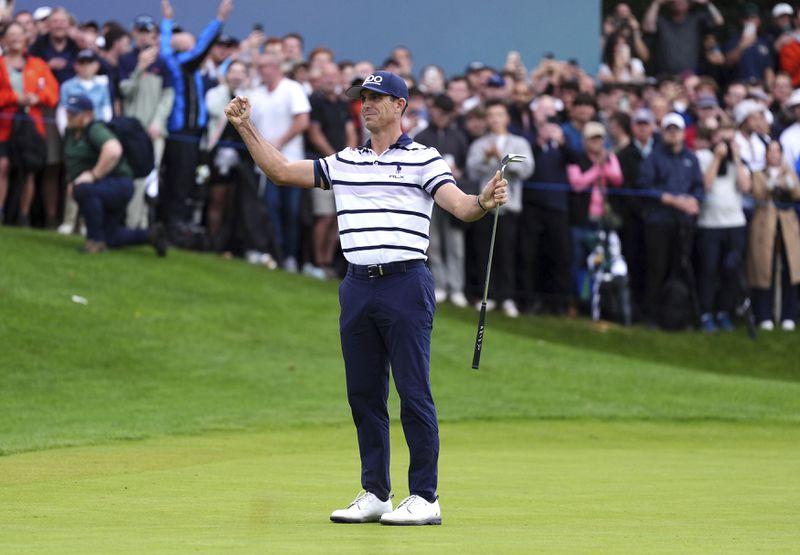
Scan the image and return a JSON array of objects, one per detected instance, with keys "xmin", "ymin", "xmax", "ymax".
[
  {"xmin": 501, "ymin": 154, "xmax": 527, "ymax": 166},
  {"xmin": 500, "ymin": 153, "xmax": 527, "ymax": 177}
]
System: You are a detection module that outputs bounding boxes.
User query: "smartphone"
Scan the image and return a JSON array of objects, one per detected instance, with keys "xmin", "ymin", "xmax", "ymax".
[
  {"xmin": 744, "ymin": 22, "xmax": 757, "ymax": 38},
  {"xmin": 253, "ymin": 23, "xmax": 264, "ymax": 32}
]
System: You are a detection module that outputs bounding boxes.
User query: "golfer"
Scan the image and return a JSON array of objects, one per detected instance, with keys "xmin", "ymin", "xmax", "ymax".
[{"xmin": 225, "ymin": 70, "xmax": 507, "ymax": 525}]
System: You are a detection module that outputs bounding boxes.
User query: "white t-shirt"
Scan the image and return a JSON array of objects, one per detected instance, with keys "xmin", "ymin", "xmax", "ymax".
[
  {"xmin": 734, "ymin": 130, "xmax": 767, "ymax": 173},
  {"xmin": 780, "ymin": 122, "xmax": 800, "ymax": 171},
  {"xmin": 248, "ymin": 78, "xmax": 311, "ymax": 161},
  {"xmin": 597, "ymin": 58, "xmax": 645, "ymax": 83},
  {"xmin": 696, "ymin": 149, "xmax": 746, "ymax": 228}
]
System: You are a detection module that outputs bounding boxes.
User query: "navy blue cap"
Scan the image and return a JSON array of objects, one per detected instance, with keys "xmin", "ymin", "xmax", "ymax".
[
  {"xmin": 466, "ymin": 61, "xmax": 488, "ymax": 73},
  {"xmin": 65, "ymin": 94, "xmax": 94, "ymax": 113},
  {"xmin": 345, "ymin": 71, "xmax": 409, "ymax": 101},
  {"xmin": 76, "ymin": 48, "xmax": 99, "ymax": 62},
  {"xmin": 133, "ymin": 14, "xmax": 156, "ymax": 31},
  {"xmin": 487, "ymin": 74, "xmax": 505, "ymax": 88},
  {"xmin": 215, "ymin": 34, "xmax": 239, "ymax": 47}
]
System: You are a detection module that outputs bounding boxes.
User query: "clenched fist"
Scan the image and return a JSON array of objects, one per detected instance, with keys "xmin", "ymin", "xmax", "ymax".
[{"xmin": 224, "ymin": 96, "xmax": 251, "ymax": 126}]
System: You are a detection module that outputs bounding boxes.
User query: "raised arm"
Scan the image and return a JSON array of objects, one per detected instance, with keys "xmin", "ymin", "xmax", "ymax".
[
  {"xmin": 225, "ymin": 95, "xmax": 315, "ymax": 187},
  {"xmin": 704, "ymin": 1, "xmax": 724, "ymax": 27},
  {"xmin": 643, "ymin": 0, "xmax": 663, "ymax": 34}
]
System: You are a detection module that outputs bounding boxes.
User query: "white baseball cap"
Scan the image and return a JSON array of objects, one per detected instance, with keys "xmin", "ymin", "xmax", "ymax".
[
  {"xmin": 734, "ymin": 99, "xmax": 764, "ymax": 125},
  {"xmin": 772, "ymin": 3, "xmax": 794, "ymax": 18},
  {"xmin": 661, "ymin": 112, "xmax": 685, "ymax": 130},
  {"xmin": 33, "ymin": 6, "xmax": 53, "ymax": 21},
  {"xmin": 787, "ymin": 88, "xmax": 800, "ymax": 108}
]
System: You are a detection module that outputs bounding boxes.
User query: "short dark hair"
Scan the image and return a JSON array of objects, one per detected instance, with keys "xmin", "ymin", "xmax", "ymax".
[
  {"xmin": 484, "ymin": 98, "xmax": 510, "ymax": 113},
  {"xmin": 573, "ymin": 93, "xmax": 597, "ymax": 109},
  {"xmin": 609, "ymin": 111, "xmax": 632, "ymax": 135},
  {"xmin": 560, "ymin": 81, "xmax": 580, "ymax": 94},
  {"xmin": 465, "ymin": 106, "xmax": 486, "ymax": 120},
  {"xmin": 103, "ymin": 27, "xmax": 129, "ymax": 51},
  {"xmin": 283, "ymin": 32, "xmax": 304, "ymax": 46},
  {"xmin": 432, "ymin": 93, "xmax": 455, "ymax": 113},
  {"xmin": 1, "ymin": 21, "xmax": 24, "ymax": 39}
]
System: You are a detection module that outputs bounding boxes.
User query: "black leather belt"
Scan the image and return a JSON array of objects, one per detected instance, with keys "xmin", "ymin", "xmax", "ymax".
[{"xmin": 348, "ymin": 259, "xmax": 426, "ymax": 278}]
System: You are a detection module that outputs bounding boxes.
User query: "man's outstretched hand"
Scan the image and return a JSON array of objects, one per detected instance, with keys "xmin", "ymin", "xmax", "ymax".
[{"xmin": 224, "ymin": 95, "xmax": 251, "ymax": 127}]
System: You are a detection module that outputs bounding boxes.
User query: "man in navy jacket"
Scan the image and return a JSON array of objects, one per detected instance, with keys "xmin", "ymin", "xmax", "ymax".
[{"xmin": 637, "ymin": 112, "xmax": 704, "ymax": 325}]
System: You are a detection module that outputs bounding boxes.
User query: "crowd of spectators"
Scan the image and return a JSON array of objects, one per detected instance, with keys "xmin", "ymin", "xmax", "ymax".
[{"xmin": 2, "ymin": 0, "xmax": 800, "ymax": 333}]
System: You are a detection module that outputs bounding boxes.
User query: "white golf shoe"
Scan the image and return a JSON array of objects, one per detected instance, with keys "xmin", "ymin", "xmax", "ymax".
[
  {"xmin": 330, "ymin": 491, "xmax": 393, "ymax": 523},
  {"xmin": 502, "ymin": 299, "xmax": 520, "ymax": 318},
  {"xmin": 450, "ymin": 292, "xmax": 468, "ymax": 308},
  {"xmin": 379, "ymin": 495, "xmax": 441, "ymax": 526}
]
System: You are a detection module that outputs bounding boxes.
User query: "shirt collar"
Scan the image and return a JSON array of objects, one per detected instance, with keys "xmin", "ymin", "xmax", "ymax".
[{"xmin": 363, "ymin": 133, "xmax": 413, "ymax": 152}]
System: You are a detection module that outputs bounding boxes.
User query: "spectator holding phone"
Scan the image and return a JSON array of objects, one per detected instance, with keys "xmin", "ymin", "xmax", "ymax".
[
  {"xmin": 602, "ymin": 3, "xmax": 650, "ymax": 64},
  {"xmin": 118, "ymin": 5, "xmax": 176, "ymax": 229},
  {"xmin": 599, "ymin": 32, "xmax": 646, "ymax": 85},
  {"xmin": 724, "ymin": 3, "xmax": 776, "ymax": 86},
  {"xmin": 643, "ymin": 0, "xmax": 724, "ymax": 76},
  {"xmin": 747, "ymin": 140, "xmax": 800, "ymax": 331},
  {"xmin": 694, "ymin": 123, "xmax": 751, "ymax": 333}
]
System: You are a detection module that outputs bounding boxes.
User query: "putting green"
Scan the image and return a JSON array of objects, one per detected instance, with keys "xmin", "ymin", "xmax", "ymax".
[{"xmin": 2, "ymin": 420, "xmax": 798, "ymax": 554}]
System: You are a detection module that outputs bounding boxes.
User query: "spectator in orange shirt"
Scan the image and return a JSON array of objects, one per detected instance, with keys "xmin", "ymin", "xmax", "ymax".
[{"xmin": 0, "ymin": 22, "xmax": 59, "ymax": 226}]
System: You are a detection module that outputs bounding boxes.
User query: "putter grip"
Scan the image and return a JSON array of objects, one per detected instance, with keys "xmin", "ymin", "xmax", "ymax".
[{"xmin": 472, "ymin": 304, "xmax": 487, "ymax": 369}]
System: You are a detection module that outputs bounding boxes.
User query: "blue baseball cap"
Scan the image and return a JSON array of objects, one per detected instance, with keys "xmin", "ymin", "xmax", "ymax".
[
  {"xmin": 65, "ymin": 94, "xmax": 94, "ymax": 113},
  {"xmin": 345, "ymin": 71, "xmax": 409, "ymax": 101}
]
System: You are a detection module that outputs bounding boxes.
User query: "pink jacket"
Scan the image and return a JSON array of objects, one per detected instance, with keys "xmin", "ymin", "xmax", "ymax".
[{"xmin": 567, "ymin": 153, "xmax": 623, "ymax": 219}]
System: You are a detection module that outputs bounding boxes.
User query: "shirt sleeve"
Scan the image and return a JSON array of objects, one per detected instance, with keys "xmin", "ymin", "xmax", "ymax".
[
  {"xmin": 696, "ymin": 149, "xmax": 713, "ymax": 173},
  {"xmin": 88, "ymin": 122, "xmax": 116, "ymax": 150},
  {"xmin": 313, "ymin": 153, "xmax": 335, "ymax": 190},
  {"xmin": 290, "ymin": 81, "xmax": 311, "ymax": 115},
  {"xmin": 420, "ymin": 148, "xmax": 455, "ymax": 197}
]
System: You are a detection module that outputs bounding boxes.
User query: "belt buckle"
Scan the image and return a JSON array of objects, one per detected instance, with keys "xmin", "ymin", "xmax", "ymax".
[{"xmin": 367, "ymin": 264, "xmax": 383, "ymax": 278}]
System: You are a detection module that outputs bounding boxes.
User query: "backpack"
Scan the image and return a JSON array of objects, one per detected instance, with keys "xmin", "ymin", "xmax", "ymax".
[
  {"xmin": 9, "ymin": 112, "xmax": 47, "ymax": 173},
  {"xmin": 658, "ymin": 275, "xmax": 693, "ymax": 331},
  {"xmin": 90, "ymin": 117, "xmax": 155, "ymax": 178}
]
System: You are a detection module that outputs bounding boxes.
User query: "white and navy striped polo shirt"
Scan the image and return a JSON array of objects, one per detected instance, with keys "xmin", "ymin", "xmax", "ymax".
[{"xmin": 313, "ymin": 133, "xmax": 455, "ymax": 265}]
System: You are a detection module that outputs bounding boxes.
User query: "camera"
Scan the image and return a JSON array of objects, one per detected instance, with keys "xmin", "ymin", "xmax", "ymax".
[
  {"xmin": 713, "ymin": 141, "xmax": 734, "ymax": 176},
  {"xmin": 614, "ymin": 16, "xmax": 631, "ymax": 30},
  {"xmin": 773, "ymin": 186, "xmax": 794, "ymax": 205}
]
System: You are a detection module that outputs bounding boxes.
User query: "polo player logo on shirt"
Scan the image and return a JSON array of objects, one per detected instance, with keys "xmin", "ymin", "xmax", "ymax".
[{"xmin": 389, "ymin": 163, "xmax": 404, "ymax": 179}]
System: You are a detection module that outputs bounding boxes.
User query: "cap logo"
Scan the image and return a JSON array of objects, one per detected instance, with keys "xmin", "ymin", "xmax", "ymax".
[{"xmin": 364, "ymin": 74, "xmax": 384, "ymax": 86}]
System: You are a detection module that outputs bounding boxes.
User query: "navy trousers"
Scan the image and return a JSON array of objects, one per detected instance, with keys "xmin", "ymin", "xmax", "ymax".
[
  {"xmin": 696, "ymin": 226, "xmax": 747, "ymax": 314},
  {"xmin": 338, "ymin": 262, "xmax": 439, "ymax": 503},
  {"xmin": 73, "ymin": 176, "xmax": 149, "ymax": 247}
]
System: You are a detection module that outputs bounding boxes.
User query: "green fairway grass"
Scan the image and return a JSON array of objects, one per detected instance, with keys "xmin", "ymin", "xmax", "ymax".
[
  {"xmin": 2, "ymin": 421, "xmax": 798, "ymax": 555},
  {"xmin": 1, "ymin": 227, "xmax": 799, "ymax": 553}
]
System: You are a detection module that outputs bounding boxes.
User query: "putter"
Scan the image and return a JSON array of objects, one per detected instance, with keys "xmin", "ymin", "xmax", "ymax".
[{"xmin": 472, "ymin": 154, "xmax": 527, "ymax": 370}]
